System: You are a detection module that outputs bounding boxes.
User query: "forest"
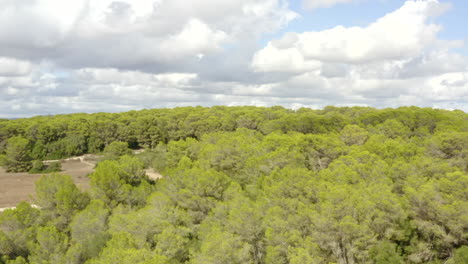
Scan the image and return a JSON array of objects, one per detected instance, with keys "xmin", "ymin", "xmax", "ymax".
[{"xmin": 0, "ymin": 106, "xmax": 467, "ymax": 264}]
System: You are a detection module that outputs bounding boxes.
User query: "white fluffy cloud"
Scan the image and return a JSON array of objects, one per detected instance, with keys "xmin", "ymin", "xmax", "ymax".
[
  {"xmin": 302, "ymin": 0, "xmax": 358, "ymax": 10},
  {"xmin": 0, "ymin": 0, "xmax": 296, "ymax": 69},
  {"xmin": 250, "ymin": 0, "xmax": 468, "ymax": 111},
  {"xmin": 0, "ymin": 57, "xmax": 33, "ymax": 76},
  {"xmin": 0, "ymin": 0, "xmax": 467, "ymax": 117},
  {"xmin": 253, "ymin": 0, "xmax": 445, "ymax": 69}
]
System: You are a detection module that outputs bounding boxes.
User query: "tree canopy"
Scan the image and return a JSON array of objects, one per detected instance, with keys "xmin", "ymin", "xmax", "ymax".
[{"xmin": 1, "ymin": 106, "xmax": 467, "ymax": 264}]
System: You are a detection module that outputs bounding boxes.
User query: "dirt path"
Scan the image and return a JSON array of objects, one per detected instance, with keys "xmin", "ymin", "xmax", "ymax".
[
  {"xmin": 0, "ymin": 204, "xmax": 39, "ymax": 212},
  {"xmin": 0, "ymin": 207, "xmax": 15, "ymax": 212},
  {"xmin": 0, "ymin": 160, "xmax": 93, "ymax": 208},
  {"xmin": 43, "ymin": 154, "xmax": 99, "ymax": 167},
  {"xmin": 1, "ymin": 151, "xmax": 162, "ymax": 209},
  {"xmin": 145, "ymin": 168, "xmax": 163, "ymax": 180}
]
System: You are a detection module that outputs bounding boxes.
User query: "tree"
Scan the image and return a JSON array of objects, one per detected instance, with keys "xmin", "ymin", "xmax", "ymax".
[
  {"xmin": 153, "ymin": 225, "xmax": 191, "ymax": 262},
  {"xmin": 35, "ymin": 174, "xmax": 90, "ymax": 230},
  {"xmin": 89, "ymin": 156, "xmax": 153, "ymax": 208},
  {"xmin": 4, "ymin": 137, "xmax": 32, "ymax": 172},
  {"xmin": 86, "ymin": 233, "xmax": 168, "ymax": 264},
  {"xmin": 375, "ymin": 119, "xmax": 410, "ymax": 139},
  {"xmin": 66, "ymin": 200, "xmax": 110, "ymax": 262},
  {"xmin": 29, "ymin": 160, "xmax": 46, "ymax": 174},
  {"xmin": 369, "ymin": 241, "xmax": 404, "ymax": 264},
  {"xmin": 89, "ymin": 160, "xmax": 129, "ymax": 207},
  {"xmin": 28, "ymin": 226, "xmax": 68, "ymax": 264},
  {"xmin": 192, "ymin": 227, "xmax": 252, "ymax": 264},
  {"xmin": 404, "ymin": 171, "xmax": 468, "ymax": 261},
  {"xmin": 0, "ymin": 106, "xmax": 467, "ymax": 263},
  {"xmin": 103, "ymin": 141, "xmax": 132, "ymax": 159},
  {"xmin": 340, "ymin": 125, "xmax": 369, "ymax": 146},
  {"xmin": 0, "ymin": 202, "xmax": 40, "ymax": 259},
  {"xmin": 4, "ymin": 256, "xmax": 27, "ymax": 264},
  {"xmin": 449, "ymin": 246, "xmax": 468, "ymax": 264}
]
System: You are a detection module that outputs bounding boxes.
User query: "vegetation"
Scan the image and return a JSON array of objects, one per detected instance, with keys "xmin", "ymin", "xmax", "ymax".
[
  {"xmin": 28, "ymin": 161, "xmax": 61, "ymax": 174},
  {"xmin": 0, "ymin": 106, "xmax": 467, "ymax": 263}
]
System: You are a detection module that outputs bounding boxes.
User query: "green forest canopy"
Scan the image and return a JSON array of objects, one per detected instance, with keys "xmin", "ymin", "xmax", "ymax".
[{"xmin": 0, "ymin": 106, "xmax": 467, "ymax": 263}]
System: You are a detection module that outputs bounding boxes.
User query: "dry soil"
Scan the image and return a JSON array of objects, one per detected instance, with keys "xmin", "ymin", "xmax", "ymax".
[{"xmin": 0, "ymin": 160, "xmax": 93, "ymax": 208}]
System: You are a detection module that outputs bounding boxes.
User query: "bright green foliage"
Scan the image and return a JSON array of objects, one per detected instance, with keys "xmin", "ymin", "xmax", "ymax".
[
  {"xmin": 449, "ymin": 246, "xmax": 468, "ymax": 264},
  {"xmin": 375, "ymin": 119, "xmax": 411, "ymax": 139},
  {"xmin": 4, "ymin": 137, "xmax": 31, "ymax": 172},
  {"xmin": 29, "ymin": 161, "xmax": 61, "ymax": 174},
  {"xmin": 46, "ymin": 162, "xmax": 62, "ymax": 173},
  {"xmin": 153, "ymin": 225, "xmax": 191, "ymax": 262},
  {"xmin": 191, "ymin": 227, "xmax": 252, "ymax": 264},
  {"xmin": 0, "ymin": 202, "xmax": 40, "ymax": 259},
  {"xmin": 28, "ymin": 226, "xmax": 68, "ymax": 264},
  {"xmin": 5, "ymin": 256, "xmax": 27, "ymax": 264},
  {"xmin": 162, "ymin": 167, "xmax": 230, "ymax": 223},
  {"xmin": 103, "ymin": 141, "xmax": 132, "ymax": 160},
  {"xmin": 0, "ymin": 154, "xmax": 6, "ymax": 166},
  {"xmin": 340, "ymin": 124, "xmax": 369, "ymax": 145},
  {"xmin": 30, "ymin": 141, "xmax": 46, "ymax": 160},
  {"xmin": 29, "ymin": 160, "xmax": 45, "ymax": 173},
  {"xmin": 87, "ymin": 233, "xmax": 168, "ymax": 264},
  {"xmin": 404, "ymin": 171, "xmax": 468, "ymax": 262},
  {"xmin": 0, "ymin": 106, "xmax": 467, "ymax": 263},
  {"xmin": 89, "ymin": 161, "xmax": 126, "ymax": 206},
  {"xmin": 369, "ymin": 241, "xmax": 404, "ymax": 264},
  {"xmin": 35, "ymin": 174, "xmax": 89, "ymax": 230},
  {"xmin": 67, "ymin": 200, "xmax": 110, "ymax": 262},
  {"xmin": 46, "ymin": 135, "xmax": 88, "ymax": 159},
  {"xmin": 149, "ymin": 143, "xmax": 167, "ymax": 171},
  {"xmin": 89, "ymin": 156, "xmax": 153, "ymax": 207}
]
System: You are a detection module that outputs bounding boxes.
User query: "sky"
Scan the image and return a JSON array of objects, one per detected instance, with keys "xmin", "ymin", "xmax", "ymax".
[{"xmin": 0, "ymin": 0, "xmax": 467, "ymax": 118}]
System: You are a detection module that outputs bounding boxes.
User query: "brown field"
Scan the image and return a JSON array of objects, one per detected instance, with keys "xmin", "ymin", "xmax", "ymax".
[
  {"xmin": 145, "ymin": 168, "xmax": 163, "ymax": 180},
  {"xmin": 0, "ymin": 160, "xmax": 93, "ymax": 208}
]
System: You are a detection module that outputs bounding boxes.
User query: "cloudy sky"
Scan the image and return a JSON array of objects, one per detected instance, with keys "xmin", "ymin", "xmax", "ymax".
[{"xmin": 0, "ymin": 0, "xmax": 467, "ymax": 118}]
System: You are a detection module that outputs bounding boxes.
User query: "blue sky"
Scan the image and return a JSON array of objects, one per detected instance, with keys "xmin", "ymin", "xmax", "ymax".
[
  {"xmin": 288, "ymin": 1, "xmax": 406, "ymax": 31},
  {"xmin": 0, "ymin": 0, "xmax": 467, "ymax": 117},
  {"xmin": 280, "ymin": 0, "xmax": 467, "ymax": 41}
]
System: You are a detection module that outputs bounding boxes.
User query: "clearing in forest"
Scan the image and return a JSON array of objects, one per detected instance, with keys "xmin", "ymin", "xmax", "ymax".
[{"xmin": 0, "ymin": 159, "xmax": 93, "ymax": 208}]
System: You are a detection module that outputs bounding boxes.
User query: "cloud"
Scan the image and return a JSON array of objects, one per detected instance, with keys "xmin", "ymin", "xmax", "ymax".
[
  {"xmin": 248, "ymin": 0, "xmax": 468, "ymax": 112},
  {"xmin": 0, "ymin": 0, "xmax": 297, "ymax": 70},
  {"xmin": 0, "ymin": 57, "xmax": 33, "ymax": 76},
  {"xmin": 253, "ymin": 0, "xmax": 446, "ymax": 70},
  {"xmin": 0, "ymin": 0, "xmax": 467, "ymax": 118},
  {"xmin": 302, "ymin": 0, "xmax": 359, "ymax": 10}
]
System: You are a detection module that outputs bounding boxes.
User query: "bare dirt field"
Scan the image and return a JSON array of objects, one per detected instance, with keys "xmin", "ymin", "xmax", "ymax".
[
  {"xmin": 0, "ymin": 160, "xmax": 94, "ymax": 208},
  {"xmin": 145, "ymin": 168, "xmax": 163, "ymax": 180}
]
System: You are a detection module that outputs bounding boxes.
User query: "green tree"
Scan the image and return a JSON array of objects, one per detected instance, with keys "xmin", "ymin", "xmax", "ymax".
[
  {"xmin": 90, "ymin": 156, "xmax": 153, "ymax": 207},
  {"xmin": 340, "ymin": 125, "xmax": 369, "ymax": 146},
  {"xmin": 153, "ymin": 225, "xmax": 191, "ymax": 263},
  {"xmin": 0, "ymin": 202, "xmax": 40, "ymax": 259},
  {"xmin": 89, "ymin": 160, "xmax": 129, "ymax": 207},
  {"xmin": 5, "ymin": 256, "xmax": 27, "ymax": 264},
  {"xmin": 103, "ymin": 141, "xmax": 132, "ymax": 159},
  {"xmin": 448, "ymin": 246, "xmax": 468, "ymax": 264},
  {"xmin": 369, "ymin": 241, "xmax": 404, "ymax": 264},
  {"xmin": 29, "ymin": 160, "xmax": 46, "ymax": 174},
  {"xmin": 66, "ymin": 200, "xmax": 110, "ymax": 262},
  {"xmin": 192, "ymin": 227, "xmax": 252, "ymax": 264},
  {"xmin": 86, "ymin": 233, "xmax": 168, "ymax": 264},
  {"xmin": 4, "ymin": 137, "xmax": 32, "ymax": 172},
  {"xmin": 375, "ymin": 119, "xmax": 410, "ymax": 139},
  {"xmin": 35, "ymin": 174, "xmax": 89, "ymax": 230},
  {"xmin": 28, "ymin": 226, "xmax": 68, "ymax": 264}
]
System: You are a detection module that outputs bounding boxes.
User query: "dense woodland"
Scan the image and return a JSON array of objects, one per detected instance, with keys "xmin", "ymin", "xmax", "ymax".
[{"xmin": 0, "ymin": 106, "xmax": 467, "ymax": 264}]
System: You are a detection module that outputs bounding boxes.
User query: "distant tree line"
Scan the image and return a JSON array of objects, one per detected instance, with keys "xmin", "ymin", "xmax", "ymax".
[{"xmin": 1, "ymin": 106, "xmax": 465, "ymax": 172}]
